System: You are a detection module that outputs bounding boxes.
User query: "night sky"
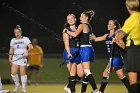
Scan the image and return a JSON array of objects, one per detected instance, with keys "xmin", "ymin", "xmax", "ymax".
[{"xmin": 0, "ymin": 0, "xmax": 139, "ymax": 55}]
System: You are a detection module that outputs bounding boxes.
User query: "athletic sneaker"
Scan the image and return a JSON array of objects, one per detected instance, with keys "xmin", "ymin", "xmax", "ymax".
[
  {"xmin": 91, "ymin": 90, "xmax": 99, "ymax": 93},
  {"xmin": 0, "ymin": 89, "xmax": 10, "ymax": 93},
  {"xmin": 22, "ymin": 89, "xmax": 26, "ymax": 93},
  {"xmin": 13, "ymin": 85, "xmax": 20, "ymax": 92},
  {"xmin": 64, "ymin": 84, "xmax": 71, "ymax": 93}
]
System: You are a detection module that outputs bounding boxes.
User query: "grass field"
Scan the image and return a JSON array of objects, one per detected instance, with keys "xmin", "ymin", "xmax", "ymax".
[
  {"xmin": 3, "ymin": 84, "xmax": 128, "ymax": 93},
  {"xmin": 0, "ymin": 57, "xmax": 129, "ymax": 93}
]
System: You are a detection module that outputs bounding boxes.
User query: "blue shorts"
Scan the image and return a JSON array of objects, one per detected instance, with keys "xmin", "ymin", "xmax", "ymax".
[
  {"xmin": 63, "ymin": 48, "xmax": 81, "ymax": 64},
  {"xmin": 111, "ymin": 56, "xmax": 124, "ymax": 67},
  {"xmin": 80, "ymin": 46, "xmax": 94, "ymax": 62}
]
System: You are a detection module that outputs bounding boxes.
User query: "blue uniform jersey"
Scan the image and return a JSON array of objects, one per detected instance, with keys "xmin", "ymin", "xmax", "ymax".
[
  {"xmin": 106, "ymin": 34, "xmax": 124, "ymax": 67},
  {"xmin": 63, "ymin": 27, "xmax": 81, "ymax": 64}
]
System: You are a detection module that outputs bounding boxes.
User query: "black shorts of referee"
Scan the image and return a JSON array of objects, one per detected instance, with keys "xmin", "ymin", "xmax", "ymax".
[
  {"xmin": 125, "ymin": 45, "xmax": 140, "ymax": 72},
  {"xmin": 27, "ymin": 65, "xmax": 40, "ymax": 71}
]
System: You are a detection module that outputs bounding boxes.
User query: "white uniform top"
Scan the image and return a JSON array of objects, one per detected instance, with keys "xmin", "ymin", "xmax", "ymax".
[{"xmin": 10, "ymin": 36, "xmax": 31, "ymax": 65}]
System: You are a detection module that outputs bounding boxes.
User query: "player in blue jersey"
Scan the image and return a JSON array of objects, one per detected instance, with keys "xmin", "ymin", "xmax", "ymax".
[
  {"xmin": 63, "ymin": 14, "xmax": 88, "ymax": 93},
  {"xmin": 91, "ymin": 20, "xmax": 131, "ymax": 93},
  {"xmin": 63, "ymin": 10, "xmax": 99, "ymax": 93}
]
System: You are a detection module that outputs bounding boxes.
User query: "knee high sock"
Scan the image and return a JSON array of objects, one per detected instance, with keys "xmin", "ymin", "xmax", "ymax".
[
  {"xmin": 81, "ymin": 77, "xmax": 88, "ymax": 92},
  {"xmin": 99, "ymin": 77, "xmax": 108, "ymax": 92},
  {"xmin": 121, "ymin": 77, "xmax": 131, "ymax": 92},
  {"xmin": 69, "ymin": 76, "xmax": 76, "ymax": 93},
  {"xmin": 11, "ymin": 74, "xmax": 20, "ymax": 86},
  {"xmin": 87, "ymin": 74, "xmax": 98, "ymax": 91},
  {"xmin": 21, "ymin": 75, "xmax": 27, "ymax": 90}
]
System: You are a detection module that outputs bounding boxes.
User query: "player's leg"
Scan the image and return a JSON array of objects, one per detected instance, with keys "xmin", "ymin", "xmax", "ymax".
[
  {"xmin": 0, "ymin": 76, "xmax": 10, "ymax": 93},
  {"xmin": 115, "ymin": 67, "xmax": 131, "ymax": 92},
  {"xmin": 0, "ymin": 76, "xmax": 3, "ymax": 91},
  {"xmin": 11, "ymin": 64, "xmax": 20, "ymax": 92},
  {"xmin": 128, "ymin": 72, "xmax": 139, "ymax": 93},
  {"xmin": 99, "ymin": 67, "xmax": 109, "ymax": 93},
  {"xmin": 64, "ymin": 63, "xmax": 71, "ymax": 93},
  {"xmin": 138, "ymin": 72, "xmax": 140, "ymax": 92},
  {"xmin": 77, "ymin": 63, "xmax": 88, "ymax": 93},
  {"xmin": 69, "ymin": 62, "xmax": 77, "ymax": 93},
  {"xmin": 20, "ymin": 66, "xmax": 27, "ymax": 93},
  {"xmin": 82, "ymin": 62, "xmax": 98, "ymax": 93},
  {"xmin": 27, "ymin": 66, "xmax": 33, "ymax": 85},
  {"xmin": 34, "ymin": 66, "xmax": 40, "ymax": 85}
]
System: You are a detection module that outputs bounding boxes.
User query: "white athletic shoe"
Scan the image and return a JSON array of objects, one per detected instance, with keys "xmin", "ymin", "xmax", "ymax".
[
  {"xmin": 64, "ymin": 84, "xmax": 71, "ymax": 93},
  {"xmin": 0, "ymin": 89, "xmax": 10, "ymax": 93},
  {"xmin": 13, "ymin": 85, "xmax": 20, "ymax": 92},
  {"xmin": 91, "ymin": 90, "xmax": 99, "ymax": 93},
  {"xmin": 22, "ymin": 89, "xmax": 26, "ymax": 93}
]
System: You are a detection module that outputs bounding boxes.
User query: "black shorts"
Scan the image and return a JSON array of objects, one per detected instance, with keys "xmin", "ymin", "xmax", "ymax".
[
  {"xmin": 28, "ymin": 65, "xmax": 40, "ymax": 71},
  {"xmin": 124, "ymin": 45, "xmax": 140, "ymax": 72}
]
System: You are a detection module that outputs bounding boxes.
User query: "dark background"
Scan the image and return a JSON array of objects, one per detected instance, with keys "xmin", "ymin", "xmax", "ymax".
[{"xmin": 0, "ymin": 0, "xmax": 138, "ymax": 55}]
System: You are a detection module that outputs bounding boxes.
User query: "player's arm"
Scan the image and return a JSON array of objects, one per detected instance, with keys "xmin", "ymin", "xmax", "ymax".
[
  {"xmin": 115, "ymin": 29, "xmax": 126, "ymax": 40},
  {"xmin": 113, "ymin": 38, "xmax": 125, "ymax": 49},
  {"xmin": 63, "ymin": 32, "xmax": 72, "ymax": 58},
  {"xmin": 27, "ymin": 43, "xmax": 33, "ymax": 52},
  {"xmin": 9, "ymin": 46, "xmax": 14, "ymax": 64},
  {"xmin": 93, "ymin": 34, "xmax": 108, "ymax": 42},
  {"xmin": 40, "ymin": 48, "xmax": 44, "ymax": 67},
  {"xmin": 64, "ymin": 24, "xmax": 83, "ymax": 37}
]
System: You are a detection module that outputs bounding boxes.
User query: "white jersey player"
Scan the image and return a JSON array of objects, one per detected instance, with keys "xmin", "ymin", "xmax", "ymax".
[{"xmin": 9, "ymin": 25, "xmax": 33, "ymax": 93}]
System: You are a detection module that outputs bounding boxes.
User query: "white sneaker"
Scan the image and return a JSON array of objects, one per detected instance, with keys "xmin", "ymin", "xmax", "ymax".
[
  {"xmin": 0, "ymin": 89, "xmax": 10, "ymax": 93},
  {"xmin": 64, "ymin": 84, "xmax": 71, "ymax": 93},
  {"xmin": 13, "ymin": 85, "xmax": 20, "ymax": 92},
  {"xmin": 91, "ymin": 90, "xmax": 99, "ymax": 93},
  {"xmin": 22, "ymin": 89, "xmax": 26, "ymax": 93}
]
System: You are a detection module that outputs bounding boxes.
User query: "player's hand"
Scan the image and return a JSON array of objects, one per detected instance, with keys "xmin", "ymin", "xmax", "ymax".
[
  {"xmin": 9, "ymin": 59, "xmax": 12, "ymax": 65},
  {"xmin": 68, "ymin": 53, "xmax": 72, "ymax": 59},
  {"xmin": 23, "ymin": 51, "xmax": 28, "ymax": 57},
  {"xmin": 62, "ymin": 28, "xmax": 68, "ymax": 33}
]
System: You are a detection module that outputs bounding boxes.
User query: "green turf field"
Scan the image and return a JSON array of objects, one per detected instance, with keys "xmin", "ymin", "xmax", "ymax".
[
  {"xmin": 2, "ymin": 84, "xmax": 128, "ymax": 93},
  {"xmin": 0, "ymin": 57, "xmax": 127, "ymax": 83},
  {"xmin": 0, "ymin": 57, "xmax": 129, "ymax": 93}
]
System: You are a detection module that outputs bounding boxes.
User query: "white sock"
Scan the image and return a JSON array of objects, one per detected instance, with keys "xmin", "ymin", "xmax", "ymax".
[
  {"xmin": 21, "ymin": 75, "xmax": 27, "ymax": 90},
  {"xmin": 0, "ymin": 76, "xmax": 3, "ymax": 90},
  {"xmin": 11, "ymin": 74, "xmax": 20, "ymax": 86}
]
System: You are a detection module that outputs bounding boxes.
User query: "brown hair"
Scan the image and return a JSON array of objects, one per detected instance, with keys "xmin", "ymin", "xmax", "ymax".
[
  {"xmin": 111, "ymin": 20, "xmax": 121, "ymax": 30},
  {"xmin": 14, "ymin": 25, "xmax": 22, "ymax": 32},
  {"xmin": 82, "ymin": 10, "xmax": 95, "ymax": 22},
  {"xmin": 126, "ymin": 0, "xmax": 139, "ymax": 11}
]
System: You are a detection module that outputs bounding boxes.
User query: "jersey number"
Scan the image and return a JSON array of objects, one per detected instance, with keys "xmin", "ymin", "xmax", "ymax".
[{"xmin": 17, "ymin": 45, "xmax": 19, "ymax": 49}]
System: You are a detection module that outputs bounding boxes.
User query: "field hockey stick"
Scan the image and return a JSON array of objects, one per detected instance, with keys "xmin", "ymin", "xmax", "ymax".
[
  {"xmin": 59, "ymin": 50, "xmax": 80, "ymax": 68},
  {"xmin": 107, "ymin": 42, "xmax": 114, "ymax": 79},
  {"xmin": 59, "ymin": 56, "xmax": 72, "ymax": 68}
]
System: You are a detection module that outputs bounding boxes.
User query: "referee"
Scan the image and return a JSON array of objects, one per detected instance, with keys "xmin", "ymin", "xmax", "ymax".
[{"xmin": 115, "ymin": 0, "xmax": 140, "ymax": 93}]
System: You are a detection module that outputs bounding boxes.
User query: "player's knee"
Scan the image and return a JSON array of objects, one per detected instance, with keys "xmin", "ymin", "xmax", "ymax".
[
  {"xmin": 77, "ymin": 70, "xmax": 84, "ymax": 77},
  {"xmin": 20, "ymin": 71, "xmax": 26, "ymax": 76},
  {"xmin": 11, "ymin": 72, "xmax": 17, "ymax": 75},
  {"xmin": 84, "ymin": 69, "xmax": 91, "ymax": 76},
  {"xmin": 116, "ymin": 72, "xmax": 124, "ymax": 79}
]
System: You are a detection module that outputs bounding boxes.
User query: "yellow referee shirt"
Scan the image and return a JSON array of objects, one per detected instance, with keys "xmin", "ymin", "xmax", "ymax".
[
  {"xmin": 122, "ymin": 12, "xmax": 140, "ymax": 46},
  {"xmin": 28, "ymin": 45, "xmax": 43, "ymax": 66}
]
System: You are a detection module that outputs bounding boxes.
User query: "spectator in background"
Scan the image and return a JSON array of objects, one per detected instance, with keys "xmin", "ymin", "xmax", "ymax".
[{"xmin": 27, "ymin": 38, "xmax": 43, "ymax": 85}]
